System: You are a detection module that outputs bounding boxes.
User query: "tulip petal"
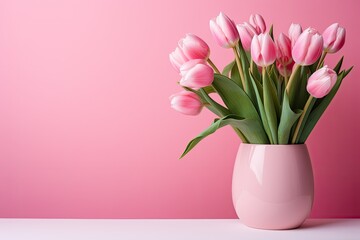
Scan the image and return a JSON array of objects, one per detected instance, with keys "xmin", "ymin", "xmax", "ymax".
[
  {"xmin": 323, "ymin": 23, "xmax": 339, "ymax": 47},
  {"xmin": 210, "ymin": 19, "xmax": 230, "ymax": 48},
  {"xmin": 217, "ymin": 12, "xmax": 239, "ymax": 46},
  {"xmin": 170, "ymin": 91, "xmax": 203, "ymax": 115},
  {"xmin": 169, "ymin": 47, "xmax": 189, "ymax": 72},
  {"xmin": 237, "ymin": 23, "xmax": 254, "ymax": 51},
  {"xmin": 288, "ymin": 23, "xmax": 302, "ymax": 47},
  {"xmin": 251, "ymin": 35, "xmax": 262, "ymax": 65},
  {"xmin": 292, "ymin": 31, "xmax": 311, "ymax": 65},
  {"xmin": 304, "ymin": 34, "xmax": 323, "ymax": 65},
  {"xmin": 329, "ymin": 27, "xmax": 346, "ymax": 53},
  {"xmin": 249, "ymin": 13, "xmax": 266, "ymax": 34},
  {"xmin": 261, "ymin": 34, "xmax": 276, "ymax": 66},
  {"xmin": 180, "ymin": 60, "xmax": 214, "ymax": 89},
  {"xmin": 323, "ymin": 23, "xmax": 346, "ymax": 53},
  {"xmin": 180, "ymin": 34, "xmax": 210, "ymax": 60},
  {"xmin": 307, "ymin": 77, "xmax": 332, "ymax": 98},
  {"xmin": 306, "ymin": 66, "xmax": 337, "ymax": 98},
  {"xmin": 276, "ymin": 33, "xmax": 292, "ymax": 65}
]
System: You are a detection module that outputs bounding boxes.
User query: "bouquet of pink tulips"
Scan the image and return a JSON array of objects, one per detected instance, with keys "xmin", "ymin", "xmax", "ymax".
[{"xmin": 169, "ymin": 12, "xmax": 352, "ymax": 158}]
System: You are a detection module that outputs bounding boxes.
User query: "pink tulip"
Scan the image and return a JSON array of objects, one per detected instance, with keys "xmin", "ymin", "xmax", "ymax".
[
  {"xmin": 236, "ymin": 22, "xmax": 257, "ymax": 51},
  {"xmin": 179, "ymin": 59, "xmax": 214, "ymax": 89},
  {"xmin": 170, "ymin": 91, "xmax": 203, "ymax": 115},
  {"xmin": 276, "ymin": 33, "xmax": 293, "ymax": 66},
  {"xmin": 210, "ymin": 12, "xmax": 239, "ymax": 48},
  {"xmin": 249, "ymin": 14, "xmax": 266, "ymax": 34},
  {"xmin": 292, "ymin": 27, "xmax": 323, "ymax": 66},
  {"xmin": 251, "ymin": 33, "xmax": 277, "ymax": 67},
  {"xmin": 169, "ymin": 47, "xmax": 189, "ymax": 73},
  {"xmin": 276, "ymin": 61, "xmax": 294, "ymax": 77},
  {"xmin": 178, "ymin": 33, "xmax": 210, "ymax": 60},
  {"xmin": 169, "ymin": 34, "xmax": 210, "ymax": 73},
  {"xmin": 322, "ymin": 23, "xmax": 346, "ymax": 53},
  {"xmin": 307, "ymin": 66, "xmax": 337, "ymax": 98},
  {"xmin": 288, "ymin": 23, "xmax": 302, "ymax": 47}
]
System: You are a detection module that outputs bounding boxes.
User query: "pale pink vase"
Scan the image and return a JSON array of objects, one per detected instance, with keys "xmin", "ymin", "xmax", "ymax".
[{"xmin": 232, "ymin": 144, "xmax": 314, "ymax": 230}]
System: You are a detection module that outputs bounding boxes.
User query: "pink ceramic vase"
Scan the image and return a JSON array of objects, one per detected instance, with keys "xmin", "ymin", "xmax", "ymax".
[{"xmin": 232, "ymin": 144, "xmax": 314, "ymax": 230}]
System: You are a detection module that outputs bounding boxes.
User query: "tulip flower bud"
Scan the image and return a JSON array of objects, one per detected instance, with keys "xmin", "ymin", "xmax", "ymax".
[
  {"xmin": 276, "ymin": 61, "xmax": 294, "ymax": 77},
  {"xmin": 169, "ymin": 47, "xmax": 189, "ymax": 73},
  {"xmin": 288, "ymin": 23, "xmax": 302, "ymax": 47},
  {"xmin": 170, "ymin": 91, "xmax": 203, "ymax": 116},
  {"xmin": 210, "ymin": 12, "xmax": 239, "ymax": 48},
  {"xmin": 292, "ymin": 27, "xmax": 323, "ymax": 66},
  {"xmin": 236, "ymin": 22, "xmax": 257, "ymax": 51},
  {"xmin": 307, "ymin": 66, "xmax": 337, "ymax": 98},
  {"xmin": 251, "ymin": 33, "xmax": 277, "ymax": 67},
  {"xmin": 179, "ymin": 33, "xmax": 210, "ymax": 60},
  {"xmin": 322, "ymin": 23, "xmax": 346, "ymax": 53},
  {"xmin": 249, "ymin": 14, "xmax": 266, "ymax": 34},
  {"xmin": 179, "ymin": 59, "xmax": 214, "ymax": 89},
  {"xmin": 276, "ymin": 33, "xmax": 293, "ymax": 66}
]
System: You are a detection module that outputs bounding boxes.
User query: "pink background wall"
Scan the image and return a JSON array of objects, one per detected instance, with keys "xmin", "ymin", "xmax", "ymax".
[{"xmin": 0, "ymin": 0, "xmax": 359, "ymax": 218}]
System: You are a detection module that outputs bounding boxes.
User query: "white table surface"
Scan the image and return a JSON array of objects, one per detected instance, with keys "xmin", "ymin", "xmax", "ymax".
[{"xmin": 0, "ymin": 219, "xmax": 359, "ymax": 240}]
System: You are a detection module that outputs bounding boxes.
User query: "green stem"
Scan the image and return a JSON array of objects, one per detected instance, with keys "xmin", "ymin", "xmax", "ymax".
[
  {"xmin": 283, "ymin": 68, "xmax": 288, "ymax": 86},
  {"xmin": 316, "ymin": 51, "xmax": 327, "ymax": 70},
  {"xmin": 207, "ymin": 58, "xmax": 220, "ymax": 74},
  {"xmin": 276, "ymin": 79, "xmax": 282, "ymax": 106},
  {"xmin": 232, "ymin": 47, "xmax": 246, "ymax": 89},
  {"xmin": 285, "ymin": 64, "xmax": 300, "ymax": 95},
  {"xmin": 291, "ymin": 96, "xmax": 315, "ymax": 144}
]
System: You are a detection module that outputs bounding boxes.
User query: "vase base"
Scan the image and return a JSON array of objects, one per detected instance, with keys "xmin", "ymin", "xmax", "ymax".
[{"xmin": 240, "ymin": 220, "xmax": 306, "ymax": 230}]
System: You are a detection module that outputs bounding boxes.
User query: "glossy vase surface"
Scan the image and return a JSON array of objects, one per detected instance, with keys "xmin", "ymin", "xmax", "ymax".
[{"xmin": 232, "ymin": 144, "xmax": 314, "ymax": 230}]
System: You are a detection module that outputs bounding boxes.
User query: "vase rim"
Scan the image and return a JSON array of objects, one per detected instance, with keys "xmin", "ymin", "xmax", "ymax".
[{"xmin": 241, "ymin": 143, "xmax": 307, "ymax": 146}]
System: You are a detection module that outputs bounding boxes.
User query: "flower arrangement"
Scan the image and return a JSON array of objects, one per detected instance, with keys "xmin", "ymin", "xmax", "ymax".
[{"xmin": 169, "ymin": 12, "xmax": 352, "ymax": 158}]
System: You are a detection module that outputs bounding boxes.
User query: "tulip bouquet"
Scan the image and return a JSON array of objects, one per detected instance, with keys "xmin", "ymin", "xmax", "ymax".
[{"xmin": 169, "ymin": 12, "xmax": 352, "ymax": 158}]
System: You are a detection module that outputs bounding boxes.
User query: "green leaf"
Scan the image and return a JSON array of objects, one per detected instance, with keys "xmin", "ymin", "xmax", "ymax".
[
  {"xmin": 222, "ymin": 60, "xmax": 235, "ymax": 77},
  {"xmin": 296, "ymin": 67, "xmax": 311, "ymax": 110},
  {"xmin": 249, "ymin": 71, "xmax": 271, "ymax": 143},
  {"xmin": 236, "ymin": 43, "xmax": 256, "ymax": 104},
  {"xmin": 268, "ymin": 66, "xmax": 281, "ymax": 115},
  {"xmin": 292, "ymin": 97, "xmax": 316, "ymax": 144},
  {"xmin": 268, "ymin": 66, "xmax": 281, "ymax": 110},
  {"xmin": 200, "ymin": 89, "xmax": 249, "ymax": 143},
  {"xmin": 212, "ymin": 73, "xmax": 259, "ymax": 120},
  {"xmin": 269, "ymin": 65, "xmax": 279, "ymax": 86},
  {"xmin": 250, "ymin": 60, "xmax": 262, "ymax": 84},
  {"xmin": 276, "ymin": 79, "xmax": 283, "ymax": 109},
  {"xmin": 231, "ymin": 60, "xmax": 242, "ymax": 87},
  {"xmin": 269, "ymin": 25, "xmax": 274, "ymax": 40},
  {"xmin": 278, "ymin": 92, "xmax": 302, "ymax": 144},
  {"xmin": 199, "ymin": 88, "xmax": 229, "ymax": 116},
  {"xmin": 309, "ymin": 57, "xmax": 320, "ymax": 73},
  {"xmin": 299, "ymin": 71, "xmax": 346, "ymax": 142},
  {"xmin": 182, "ymin": 86, "xmax": 226, "ymax": 117},
  {"xmin": 263, "ymin": 69, "xmax": 279, "ymax": 143},
  {"xmin": 344, "ymin": 66, "xmax": 353, "ymax": 78},
  {"xmin": 202, "ymin": 85, "xmax": 216, "ymax": 94},
  {"xmin": 249, "ymin": 69, "xmax": 263, "ymax": 100},
  {"xmin": 333, "ymin": 56, "xmax": 344, "ymax": 74},
  {"xmin": 288, "ymin": 65, "xmax": 303, "ymax": 108},
  {"xmin": 212, "ymin": 73, "xmax": 268, "ymax": 143},
  {"xmin": 180, "ymin": 115, "xmax": 267, "ymax": 159},
  {"xmin": 245, "ymin": 51, "xmax": 252, "ymax": 64}
]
